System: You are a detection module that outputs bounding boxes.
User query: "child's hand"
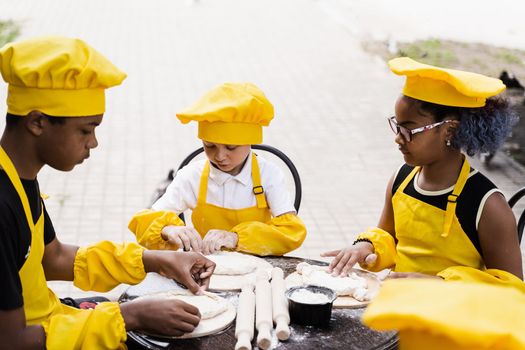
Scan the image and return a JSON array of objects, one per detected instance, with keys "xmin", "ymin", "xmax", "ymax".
[
  {"xmin": 121, "ymin": 295, "xmax": 201, "ymax": 336},
  {"xmin": 161, "ymin": 225, "xmax": 203, "ymax": 252},
  {"xmin": 202, "ymin": 229, "xmax": 238, "ymax": 255},
  {"xmin": 321, "ymin": 242, "xmax": 376, "ymax": 277},
  {"xmin": 143, "ymin": 250, "xmax": 216, "ymax": 294}
]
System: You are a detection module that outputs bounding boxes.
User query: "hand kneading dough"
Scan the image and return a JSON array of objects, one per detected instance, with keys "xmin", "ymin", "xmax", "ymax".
[
  {"xmin": 142, "ymin": 290, "xmax": 228, "ymax": 319},
  {"xmin": 296, "ymin": 262, "xmax": 369, "ymax": 301},
  {"xmin": 135, "ymin": 289, "xmax": 237, "ymax": 339},
  {"xmin": 206, "ymin": 251, "xmax": 273, "ymax": 291}
]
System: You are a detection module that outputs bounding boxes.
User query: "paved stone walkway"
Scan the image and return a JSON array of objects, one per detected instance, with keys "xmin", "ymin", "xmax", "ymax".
[{"xmin": 0, "ymin": 0, "xmax": 523, "ymax": 299}]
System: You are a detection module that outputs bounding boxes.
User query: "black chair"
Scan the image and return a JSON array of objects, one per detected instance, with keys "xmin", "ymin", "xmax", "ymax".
[
  {"xmin": 508, "ymin": 187, "xmax": 525, "ymax": 243},
  {"xmin": 151, "ymin": 144, "xmax": 302, "ymax": 222}
]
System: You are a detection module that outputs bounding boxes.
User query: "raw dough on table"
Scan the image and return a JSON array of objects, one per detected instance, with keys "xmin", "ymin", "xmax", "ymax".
[
  {"xmin": 207, "ymin": 251, "xmax": 258, "ymax": 275},
  {"xmin": 141, "ymin": 290, "xmax": 228, "ymax": 319},
  {"xmin": 136, "ymin": 289, "xmax": 236, "ymax": 339},
  {"xmin": 285, "ymin": 262, "xmax": 381, "ymax": 309},
  {"xmin": 207, "ymin": 251, "xmax": 273, "ymax": 291},
  {"xmin": 297, "ymin": 262, "xmax": 368, "ymax": 300}
]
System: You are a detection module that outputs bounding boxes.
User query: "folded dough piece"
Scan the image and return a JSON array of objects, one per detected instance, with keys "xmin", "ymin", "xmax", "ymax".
[{"xmin": 296, "ymin": 262, "xmax": 369, "ymax": 301}]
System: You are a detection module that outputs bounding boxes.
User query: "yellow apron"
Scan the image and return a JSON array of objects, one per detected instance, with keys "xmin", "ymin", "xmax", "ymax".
[
  {"xmin": 393, "ymin": 157, "xmax": 484, "ymax": 275},
  {"xmin": 0, "ymin": 146, "xmax": 63, "ymax": 324},
  {"xmin": 1, "ymin": 147, "xmax": 130, "ymax": 349},
  {"xmin": 191, "ymin": 153, "xmax": 272, "ymax": 236}
]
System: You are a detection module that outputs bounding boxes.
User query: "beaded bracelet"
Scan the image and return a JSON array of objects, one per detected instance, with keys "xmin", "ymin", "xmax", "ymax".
[{"xmin": 352, "ymin": 238, "xmax": 373, "ymax": 246}]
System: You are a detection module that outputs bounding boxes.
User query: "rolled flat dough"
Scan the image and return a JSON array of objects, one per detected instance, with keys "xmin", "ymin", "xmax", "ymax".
[
  {"xmin": 285, "ymin": 262, "xmax": 381, "ymax": 309},
  {"xmin": 207, "ymin": 252, "xmax": 258, "ymax": 275},
  {"xmin": 136, "ymin": 290, "xmax": 236, "ymax": 339},
  {"xmin": 207, "ymin": 251, "xmax": 273, "ymax": 291}
]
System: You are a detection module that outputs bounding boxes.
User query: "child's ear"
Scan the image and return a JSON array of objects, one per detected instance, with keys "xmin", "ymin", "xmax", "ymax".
[
  {"xmin": 24, "ymin": 110, "xmax": 46, "ymax": 136},
  {"xmin": 444, "ymin": 120, "xmax": 460, "ymax": 139}
]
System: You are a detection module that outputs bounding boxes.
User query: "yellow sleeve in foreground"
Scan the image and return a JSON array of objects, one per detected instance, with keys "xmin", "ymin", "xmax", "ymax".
[
  {"xmin": 74, "ymin": 241, "xmax": 146, "ymax": 292},
  {"xmin": 128, "ymin": 209, "xmax": 185, "ymax": 250},
  {"xmin": 363, "ymin": 279, "xmax": 525, "ymax": 350},
  {"xmin": 357, "ymin": 227, "xmax": 396, "ymax": 272},
  {"xmin": 42, "ymin": 302, "xmax": 126, "ymax": 350},
  {"xmin": 437, "ymin": 266, "xmax": 525, "ymax": 293},
  {"xmin": 232, "ymin": 213, "xmax": 306, "ymax": 256}
]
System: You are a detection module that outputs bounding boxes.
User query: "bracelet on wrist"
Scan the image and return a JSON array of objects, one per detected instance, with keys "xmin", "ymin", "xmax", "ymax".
[{"xmin": 352, "ymin": 238, "xmax": 373, "ymax": 246}]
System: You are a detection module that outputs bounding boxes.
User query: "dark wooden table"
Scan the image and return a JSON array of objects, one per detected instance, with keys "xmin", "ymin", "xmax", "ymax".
[{"xmin": 120, "ymin": 256, "xmax": 398, "ymax": 350}]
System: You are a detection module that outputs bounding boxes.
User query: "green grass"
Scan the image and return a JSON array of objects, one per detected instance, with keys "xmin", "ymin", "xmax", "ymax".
[
  {"xmin": 0, "ymin": 20, "xmax": 20, "ymax": 47},
  {"xmin": 397, "ymin": 39, "xmax": 458, "ymax": 67},
  {"xmin": 362, "ymin": 38, "xmax": 525, "ymax": 80},
  {"xmin": 497, "ymin": 50, "xmax": 522, "ymax": 65}
]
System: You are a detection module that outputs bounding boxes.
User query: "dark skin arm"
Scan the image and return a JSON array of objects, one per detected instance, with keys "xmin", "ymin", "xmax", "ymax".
[
  {"xmin": 0, "ymin": 238, "xmax": 75, "ymax": 349},
  {"xmin": 0, "ymin": 308, "xmax": 46, "ymax": 349},
  {"xmin": 42, "ymin": 237, "xmax": 78, "ymax": 281},
  {"xmin": 477, "ymin": 192, "xmax": 523, "ymax": 279}
]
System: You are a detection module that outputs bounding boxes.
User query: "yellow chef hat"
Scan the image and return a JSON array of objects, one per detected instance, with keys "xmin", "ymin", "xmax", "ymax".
[
  {"xmin": 176, "ymin": 82, "xmax": 274, "ymax": 145},
  {"xmin": 0, "ymin": 36, "xmax": 127, "ymax": 117},
  {"xmin": 389, "ymin": 57, "xmax": 506, "ymax": 108},
  {"xmin": 363, "ymin": 279, "xmax": 525, "ymax": 350}
]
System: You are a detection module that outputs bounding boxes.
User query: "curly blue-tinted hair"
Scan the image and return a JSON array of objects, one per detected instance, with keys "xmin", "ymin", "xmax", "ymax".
[{"xmin": 416, "ymin": 97, "xmax": 519, "ymax": 156}]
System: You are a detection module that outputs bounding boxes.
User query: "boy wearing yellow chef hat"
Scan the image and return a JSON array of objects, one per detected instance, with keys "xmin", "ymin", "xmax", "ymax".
[
  {"xmin": 322, "ymin": 57, "xmax": 522, "ymax": 286},
  {"xmin": 129, "ymin": 82, "xmax": 306, "ymax": 256},
  {"xmin": 0, "ymin": 36, "xmax": 215, "ymax": 349},
  {"xmin": 362, "ymin": 279, "xmax": 525, "ymax": 350}
]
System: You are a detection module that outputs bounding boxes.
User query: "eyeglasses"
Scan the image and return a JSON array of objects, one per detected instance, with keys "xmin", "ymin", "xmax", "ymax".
[{"xmin": 388, "ymin": 116, "xmax": 451, "ymax": 142}]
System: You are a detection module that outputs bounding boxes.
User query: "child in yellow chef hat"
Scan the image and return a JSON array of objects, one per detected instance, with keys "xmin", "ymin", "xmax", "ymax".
[
  {"xmin": 323, "ymin": 57, "xmax": 522, "ymax": 286},
  {"xmin": 129, "ymin": 82, "xmax": 307, "ymax": 256},
  {"xmin": 362, "ymin": 279, "xmax": 525, "ymax": 350},
  {"xmin": 0, "ymin": 36, "xmax": 215, "ymax": 349}
]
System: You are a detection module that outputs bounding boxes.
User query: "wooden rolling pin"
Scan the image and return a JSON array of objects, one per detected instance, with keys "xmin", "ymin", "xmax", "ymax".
[
  {"xmin": 271, "ymin": 267, "xmax": 290, "ymax": 340},
  {"xmin": 235, "ymin": 284, "xmax": 255, "ymax": 350},
  {"xmin": 255, "ymin": 270, "xmax": 272, "ymax": 350}
]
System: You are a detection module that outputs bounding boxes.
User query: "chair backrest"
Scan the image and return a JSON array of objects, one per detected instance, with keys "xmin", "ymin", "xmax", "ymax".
[
  {"xmin": 508, "ymin": 187, "xmax": 525, "ymax": 243},
  {"xmin": 150, "ymin": 144, "xmax": 302, "ymax": 222}
]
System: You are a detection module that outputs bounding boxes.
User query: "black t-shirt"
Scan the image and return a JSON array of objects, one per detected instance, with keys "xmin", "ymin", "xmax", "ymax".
[{"xmin": 0, "ymin": 170, "xmax": 56, "ymax": 310}]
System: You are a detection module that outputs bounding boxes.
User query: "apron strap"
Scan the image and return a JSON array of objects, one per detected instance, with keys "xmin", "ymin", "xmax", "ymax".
[
  {"xmin": 0, "ymin": 147, "xmax": 35, "ymax": 230},
  {"xmin": 251, "ymin": 153, "xmax": 267, "ymax": 209},
  {"xmin": 197, "ymin": 153, "xmax": 268, "ymax": 209},
  {"xmin": 442, "ymin": 157, "xmax": 470, "ymax": 237},
  {"xmin": 398, "ymin": 166, "xmax": 420, "ymax": 193},
  {"xmin": 197, "ymin": 161, "xmax": 211, "ymax": 206}
]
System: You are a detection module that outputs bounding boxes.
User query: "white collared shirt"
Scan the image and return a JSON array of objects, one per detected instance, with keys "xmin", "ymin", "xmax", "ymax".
[{"xmin": 152, "ymin": 152, "xmax": 295, "ymax": 217}]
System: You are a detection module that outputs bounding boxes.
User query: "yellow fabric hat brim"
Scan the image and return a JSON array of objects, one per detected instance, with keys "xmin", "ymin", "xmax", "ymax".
[
  {"xmin": 389, "ymin": 57, "xmax": 506, "ymax": 107},
  {"xmin": 7, "ymin": 86, "xmax": 105, "ymax": 116},
  {"xmin": 363, "ymin": 279, "xmax": 525, "ymax": 350},
  {"xmin": 198, "ymin": 121, "xmax": 262, "ymax": 145}
]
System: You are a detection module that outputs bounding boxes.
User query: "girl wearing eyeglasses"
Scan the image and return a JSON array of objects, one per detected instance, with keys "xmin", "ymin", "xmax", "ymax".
[{"xmin": 323, "ymin": 57, "xmax": 523, "ymax": 287}]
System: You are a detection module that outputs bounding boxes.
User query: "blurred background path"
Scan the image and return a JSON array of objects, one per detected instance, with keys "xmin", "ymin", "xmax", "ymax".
[{"xmin": 0, "ymin": 0, "xmax": 523, "ymax": 298}]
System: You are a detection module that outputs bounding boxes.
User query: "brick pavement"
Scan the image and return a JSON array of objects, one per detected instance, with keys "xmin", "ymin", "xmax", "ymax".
[{"xmin": 0, "ymin": 0, "xmax": 523, "ymax": 299}]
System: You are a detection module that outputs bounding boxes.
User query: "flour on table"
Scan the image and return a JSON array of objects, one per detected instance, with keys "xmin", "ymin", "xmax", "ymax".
[
  {"xmin": 141, "ymin": 290, "xmax": 228, "ymax": 319},
  {"xmin": 290, "ymin": 289, "xmax": 332, "ymax": 304},
  {"xmin": 207, "ymin": 251, "xmax": 258, "ymax": 275},
  {"xmin": 296, "ymin": 262, "xmax": 369, "ymax": 301}
]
